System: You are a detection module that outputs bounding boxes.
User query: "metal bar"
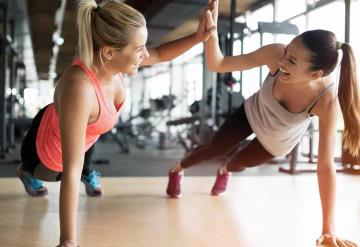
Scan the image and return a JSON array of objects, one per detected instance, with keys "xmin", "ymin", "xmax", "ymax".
[
  {"xmin": 226, "ymin": 0, "xmax": 236, "ymax": 113},
  {"xmin": 8, "ymin": 19, "xmax": 15, "ymax": 148},
  {"xmin": 257, "ymin": 21, "xmax": 299, "ymax": 35},
  {"xmin": 229, "ymin": 0, "xmax": 236, "ymax": 55},
  {"xmin": 200, "ymin": 46, "xmax": 211, "ymax": 143},
  {"xmin": 240, "ymin": 35, "xmax": 244, "ymax": 94},
  {"xmin": 0, "ymin": 2, "xmax": 8, "ymax": 155},
  {"xmin": 211, "ymin": 67, "xmax": 216, "ymax": 127},
  {"xmin": 48, "ymin": 0, "xmax": 67, "ymax": 83},
  {"xmin": 344, "ymin": 0, "xmax": 350, "ymax": 43},
  {"xmin": 217, "ymin": 19, "xmax": 247, "ymax": 35}
]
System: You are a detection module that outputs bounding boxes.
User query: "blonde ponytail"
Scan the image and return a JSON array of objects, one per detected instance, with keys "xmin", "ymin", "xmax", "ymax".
[{"xmin": 76, "ymin": 0, "xmax": 97, "ymax": 68}]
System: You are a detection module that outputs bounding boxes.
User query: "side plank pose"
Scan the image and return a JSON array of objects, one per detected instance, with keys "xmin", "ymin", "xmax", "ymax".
[
  {"xmin": 166, "ymin": 1, "xmax": 359, "ymax": 246},
  {"xmin": 16, "ymin": 1, "xmax": 214, "ymax": 246}
]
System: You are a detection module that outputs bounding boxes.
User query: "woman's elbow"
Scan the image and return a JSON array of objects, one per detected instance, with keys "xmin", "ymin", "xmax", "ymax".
[
  {"xmin": 206, "ymin": 62, "xmax": 223, "ymax": 73},
  {"xmin": 207, "ymin": 66, "xmax": 218, "ymax": 72}
]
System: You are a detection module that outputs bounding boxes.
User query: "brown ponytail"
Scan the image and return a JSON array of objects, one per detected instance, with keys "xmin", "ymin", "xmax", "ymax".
[
  {"xmin": 338, "ymin": 43, "xmax": 360, "ymax": 157},
  {"xmin": 300, "ymin": 30, "xmax": 360, "ymax": 157}
]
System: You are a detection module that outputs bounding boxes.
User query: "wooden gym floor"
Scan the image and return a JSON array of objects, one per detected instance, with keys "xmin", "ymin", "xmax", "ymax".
[{"xmin": 0, "ymin": 175, "xmax": 359, "ymax": 247}]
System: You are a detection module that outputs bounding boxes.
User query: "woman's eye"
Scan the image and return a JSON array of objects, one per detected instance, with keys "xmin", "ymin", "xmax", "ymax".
[{"xmin": 288, "ymin": 58, "xmax": 295, "ymax": 65}]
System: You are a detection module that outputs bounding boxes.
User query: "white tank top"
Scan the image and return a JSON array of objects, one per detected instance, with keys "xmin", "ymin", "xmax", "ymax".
[{"xmin": 244, "ymin": 70, "xmax": 334, "ymax": 156}]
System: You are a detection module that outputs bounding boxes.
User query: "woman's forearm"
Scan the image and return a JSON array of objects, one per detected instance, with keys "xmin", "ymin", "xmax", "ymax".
[
  {"xmin": 204, "ymin": 33, "xmax": 224, "ymax": 71},
  {"xmin": 155, "ymin": 33, "xmax": 200, "ymax": 62},
  {"xmin": 59, "ymin": 171, "xmax": 81, "ymax": 244},
  {"xmin": 317, "ymin": 165, "xmax": 336, "ymax": 234}
]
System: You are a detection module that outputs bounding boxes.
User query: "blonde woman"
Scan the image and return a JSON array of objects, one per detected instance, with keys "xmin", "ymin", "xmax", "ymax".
[
  {"xmin": 167, "ymin": 1, "xmax": 359, "ymax": 246},
  {"xmin": 16, "ymin": 0, "xmax": 214, "ymax": 246}
]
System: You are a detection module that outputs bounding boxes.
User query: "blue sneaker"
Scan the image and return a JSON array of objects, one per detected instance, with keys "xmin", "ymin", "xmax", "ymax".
[
  {"xmin": 81, "ymin": 170, "xmax": 102, "ymax": 197},
  {"xmin": 16, "ymin": 164, "xmax": 48, "ymax": 197}
]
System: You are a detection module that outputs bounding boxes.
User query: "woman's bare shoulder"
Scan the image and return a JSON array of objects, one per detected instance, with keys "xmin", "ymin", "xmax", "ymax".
[
  {"xmin": 54, "ymin": 66, "xmax": 96, "ymax": 109},
  {"xmin": 310, "ymin": 81, "xmax": 337, "ymax": 118}
]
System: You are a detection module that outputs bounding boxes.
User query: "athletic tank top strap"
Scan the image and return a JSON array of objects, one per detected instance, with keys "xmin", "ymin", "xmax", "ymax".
[
  {"xmin": 72, "ymin": 58, "xmax": 105, "ymax": 104},
  {"xmin": 306, "ymin": 83, "xmax": 335, "ymax": 113},
  {"xmin": 270, "ymin": 69, "xmax": 280, "ymax": 77}
]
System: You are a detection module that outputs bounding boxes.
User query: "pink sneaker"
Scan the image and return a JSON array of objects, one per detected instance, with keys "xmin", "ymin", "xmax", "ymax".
[
  {"xmin": 166, "ymin": 170, "xmax": 183, "ymax": 198},
  {"xmin": 211, "ymin": 169, "xmax": 231, "ymax": 196}
]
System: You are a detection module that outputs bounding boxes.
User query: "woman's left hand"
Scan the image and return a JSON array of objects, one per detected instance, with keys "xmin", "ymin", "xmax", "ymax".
[
  {"xmin": 194, "ymin": 9, "xmax": 216, "ymax": 43},
  {"xmin": 316, "ymin": 234, "xmax": 358, "ymax": 247}
]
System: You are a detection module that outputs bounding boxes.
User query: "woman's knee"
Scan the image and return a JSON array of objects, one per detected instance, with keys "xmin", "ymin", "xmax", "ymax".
[
  {"xmin": 228, "ymin": 166, "xmax": 246, "ymax": 172},
  {"xmin": 226, "ymin": 159, "xmax": 247, "ymax": 172}
]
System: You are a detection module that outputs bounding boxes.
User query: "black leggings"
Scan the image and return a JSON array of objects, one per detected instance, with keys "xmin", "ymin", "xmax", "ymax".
[
  {"xmin": 180, "ymin": 104, "xmax": 274, "ymax": 172},
  {"xmin": 21, "ymin": 104, "xmax": 95, "ymax": 181}
]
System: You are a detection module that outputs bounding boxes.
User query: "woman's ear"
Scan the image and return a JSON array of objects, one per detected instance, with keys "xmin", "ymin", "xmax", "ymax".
[
  {"xmin": 310, "ymin": 69, "xmax": 324, "ymax": 79},
  {"xmin": 101, "ymin": 46, "xmax": 114, "ymax": 61}
]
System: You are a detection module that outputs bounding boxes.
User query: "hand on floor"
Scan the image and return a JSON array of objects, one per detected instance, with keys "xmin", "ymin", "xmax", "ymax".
[
  {"xmin": 56, "ymin": 240, "xmax": 79, "ymax": 247},
  {"xmin": 316, "ymin": 234, "xmax": 358, "ymax": 247}
]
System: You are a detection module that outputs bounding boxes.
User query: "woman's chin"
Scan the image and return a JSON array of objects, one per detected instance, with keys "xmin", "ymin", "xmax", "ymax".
[
  {"xmin": 126, "ymin": 67, "xmax": 139, "ymax": 75},
  {"xmin": 278, "ymin": 73, "xmax": 291, "ymax": 82}
]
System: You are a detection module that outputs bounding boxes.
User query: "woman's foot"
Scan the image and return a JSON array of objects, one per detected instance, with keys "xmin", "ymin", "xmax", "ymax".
[
  {"xmin": 211, "ymin": 167, "xmax": 231, "ymax": 196},
  {"xmin": 166, "ymin": 163, "xmax": 184, "ymax": 198},
  {"xmin": 81, "ymin": 170, "xmax": 103, "ymax": 197},
  {"xmin": 16, "ymin": 163, "xmax": 48, "ymax": 197}
]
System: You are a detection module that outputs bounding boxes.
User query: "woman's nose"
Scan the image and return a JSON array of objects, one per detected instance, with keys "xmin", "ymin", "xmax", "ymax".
[
  {"xmin": 278, "ymin": 58, "xmax": 286, "ymax": 68},
  {"xmin": 143, "ymin": 47, "xmax": 150, "ymax": 58}
]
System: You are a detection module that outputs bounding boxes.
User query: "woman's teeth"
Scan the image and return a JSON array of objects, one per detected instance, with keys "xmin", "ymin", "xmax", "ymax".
[{"xmin": 279, "ymin": 67, "xmax": 290, "ymax": 75}]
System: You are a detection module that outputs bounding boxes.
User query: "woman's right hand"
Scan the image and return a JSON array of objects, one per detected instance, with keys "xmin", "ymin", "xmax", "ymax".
[
  {"xmin": 316, "ymin": 234, "xmax": 358, "ymax": 247},
  {"xmin": 204, "ymin": 0, "xmax": 218, "ymax": 41},
  {"xmin": 207, "ymin": 0, "xmax": 218, "ymax": 26}
]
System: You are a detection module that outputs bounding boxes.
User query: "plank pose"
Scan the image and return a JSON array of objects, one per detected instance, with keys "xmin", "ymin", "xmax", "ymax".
[{"xmin": 167, "ymin": 1, "xmax": 359, "ymax": 246}]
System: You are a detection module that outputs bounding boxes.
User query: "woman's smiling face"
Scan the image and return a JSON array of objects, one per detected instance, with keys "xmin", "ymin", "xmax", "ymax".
[
  {"xmin": 106, "ymin": 25, "xmax": 149, "ymax": 75},
  {"xmin": 278, "ymin": 37, "xmax": 323, "ymax": 84}
]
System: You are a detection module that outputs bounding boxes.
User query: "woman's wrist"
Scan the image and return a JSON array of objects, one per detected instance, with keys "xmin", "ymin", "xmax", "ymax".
[
  {"xmin": 322, "ymin": 227, "xmax": 336, "ymax": 237},
  {"xmin": 204, "ymin": 32, "xmax": 218, "ymax": 44},
  {"xmin": 58, "ymin": 239, "xmax": 78, "ymax": 247},
  {"xmin": 192, "ymin": 32, "xmax": 203, "ymax": 44},
  {"xmin": 322, "ymin": 222, "xmax": 335, "ymax": 235}
]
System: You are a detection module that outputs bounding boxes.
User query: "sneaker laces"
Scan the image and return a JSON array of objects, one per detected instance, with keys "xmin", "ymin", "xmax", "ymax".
[
  {"xmin": 25, "ymin": 176, "xmax": 43, "ymax": 190},
  {"xmin": 84, "ymin": 170, "xmax": 101, "ymax": 188}
]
